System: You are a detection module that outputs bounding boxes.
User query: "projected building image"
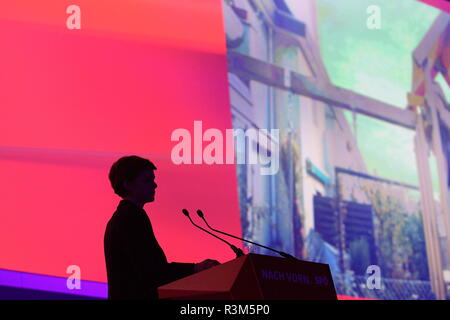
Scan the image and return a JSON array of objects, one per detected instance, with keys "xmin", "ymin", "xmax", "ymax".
[{"xmin": 222, "ymin": 0, "xmax": 450, "ymax": 300}]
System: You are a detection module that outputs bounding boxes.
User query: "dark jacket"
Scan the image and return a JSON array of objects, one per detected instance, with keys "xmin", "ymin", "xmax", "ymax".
[{"xmin": 104, "ymin": 199, "xmax": 195, "ymax": 299}]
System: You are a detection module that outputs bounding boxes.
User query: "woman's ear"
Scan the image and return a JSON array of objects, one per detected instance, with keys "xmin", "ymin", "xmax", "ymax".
[{"xmin": 123, "ymin": 179, "xmax": 131, "ymax": 194}]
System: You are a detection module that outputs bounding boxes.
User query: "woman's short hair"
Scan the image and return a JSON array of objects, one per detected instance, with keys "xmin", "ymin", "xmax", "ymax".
[{"xmin": 109, "ymin": 155, "xmax": 157, "ymax": 198}]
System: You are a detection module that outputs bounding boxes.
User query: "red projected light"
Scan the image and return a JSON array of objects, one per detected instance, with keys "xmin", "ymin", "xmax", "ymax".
[{"xmin": 0, "ymin": 0, "xmax": 241, "ymax": 286}]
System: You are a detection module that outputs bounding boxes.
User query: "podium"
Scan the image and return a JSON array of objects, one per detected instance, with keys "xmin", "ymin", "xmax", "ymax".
[{"xmin": 158, "ymin": 253, "xmax": 337, "ymax": 300}]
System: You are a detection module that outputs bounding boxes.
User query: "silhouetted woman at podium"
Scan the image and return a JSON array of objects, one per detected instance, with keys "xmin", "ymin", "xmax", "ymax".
[{"xmin": 104, "ymin": 155, "xmax": 220, "ymax": 299}]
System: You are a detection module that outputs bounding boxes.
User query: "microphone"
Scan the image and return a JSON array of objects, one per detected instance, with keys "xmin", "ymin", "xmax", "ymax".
[
  {"xmin": 196, "ymin": 209, "xmax": 299, "ymax": 261},
  {"xmin": 181, "ymin": 209, "xmax": 244, "ymax": 259}
]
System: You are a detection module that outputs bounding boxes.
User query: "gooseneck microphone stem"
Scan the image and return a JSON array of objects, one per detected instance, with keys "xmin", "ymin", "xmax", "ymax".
[
  {"xmin": 196, "ymin": 209, "xmax": 299, "ymax": 261},
  {"xmin": 181, "ymin": 209, "xmax": 244, "ymax": 259}
]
